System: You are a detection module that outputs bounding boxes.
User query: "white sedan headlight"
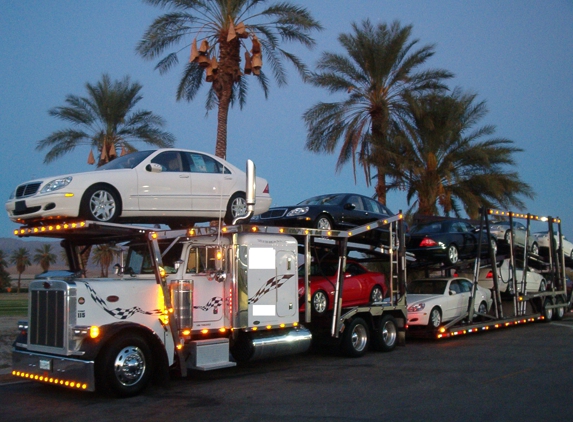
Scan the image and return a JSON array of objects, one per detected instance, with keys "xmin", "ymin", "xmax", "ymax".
[
  {"xmin": 286, "ymin": 207, "xmax": 309, "ymax": 217},
  {"xmin": 408, "ymin": 303, "xmax": 425, "ymax": 312},
  {"xmin": 40, "ymin": 177, "xmax": 73, "ymax": 193}
]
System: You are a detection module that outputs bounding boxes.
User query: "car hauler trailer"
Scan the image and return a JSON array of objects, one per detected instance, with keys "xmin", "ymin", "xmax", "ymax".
[
  {"xmin": 10, "ymin": 161, "xmax": 408, "ymax": 397},
  {"xmin": 411, "ymin": 207, "xmax": 570, "ymax": 339}
]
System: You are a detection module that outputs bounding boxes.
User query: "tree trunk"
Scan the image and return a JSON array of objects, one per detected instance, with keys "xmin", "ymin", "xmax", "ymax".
[
  {"xmin": 375, "ymin": 167, "xmax": 387, "ymax": 205},
  {"xmin": 17, "ymin": 272, "xmax": 21, "ymax": 294}
]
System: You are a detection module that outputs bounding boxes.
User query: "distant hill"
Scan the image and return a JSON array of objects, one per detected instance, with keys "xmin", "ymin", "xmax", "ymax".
[{"xmin": 0, "ymin": 237, "xmax": 98, "ymax": 276}]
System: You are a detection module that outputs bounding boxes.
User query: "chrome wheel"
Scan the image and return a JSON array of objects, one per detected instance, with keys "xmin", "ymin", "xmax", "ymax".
[
  {"xmin": 429, "ymin": 307, "xmax": 442, "ymax": 328},
  {"xmin": 370, "ymin": 285, "xmax": 384, "ymax": 303},
  {"xmin": 113, "ymin": 345, "xmax": 147, "ymax": 387},
  {"xmin": 447, "ymin": 244, "xmax": 459, "ymax": 264},
  {"xmin": 89, "ymin": 189, "xmax": 117, "ymax": 221},
  {"xmin": 231, "ymin": 196, "xmax": 247, "ymax": 218},
  {"xmin": 381, "ymin": 318, "xmax": 397, "ymax": 348},
  {"xmin": 312, "ymin": 291, "xmax": 328, "ymax": 314},
  {"xmin": 315, "ymin": 216, "xmax": 332, "ymax": 230}
]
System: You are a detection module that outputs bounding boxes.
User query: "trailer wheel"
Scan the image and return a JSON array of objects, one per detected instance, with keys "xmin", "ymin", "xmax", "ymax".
[
  {"xmin": 428, "ymin": 307, "xmax": 442, "ymax": 329},
  {"xmin": 371, "ymin": 314, "xmax": 397, "ymax": 352},
  {"xmin": 312, "ymin": 290, "xmax": 329, "ymax": 315},
  {"xmin": 97, "ymin": 334, "xmax": 152, "ymax": 397},
  {"xmin": 341, "ymin": 317, "xmax": 369, "ymax": 358},
  {"xmin": 553, "ymin": 296, "xmax": 566, "ymax": 321},
  {"xmin": 542, "ymin": 297, "xmax": 554, "ymax": 322}
]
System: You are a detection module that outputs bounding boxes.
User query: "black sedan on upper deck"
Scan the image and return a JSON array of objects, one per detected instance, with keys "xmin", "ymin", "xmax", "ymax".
[
  {"xmin": 407, "ymin": 218, "xmax": 497, "ymax": 265},
  {"xmin": 251, "ymin": 193, "xmax": 398, "ymax": 245}
]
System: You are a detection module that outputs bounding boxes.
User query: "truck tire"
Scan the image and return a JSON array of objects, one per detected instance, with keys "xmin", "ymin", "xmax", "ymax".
[
  {"xmin": 341, "ymin": 317, "xmax": 369, "ymax": 358},
  {"xmin": 371, "ymin": 314, "xmax": 397, "ymax": 352},
  {"xmin": 97, "ymin": 334, "xmax": 152, "ymax": 397}
]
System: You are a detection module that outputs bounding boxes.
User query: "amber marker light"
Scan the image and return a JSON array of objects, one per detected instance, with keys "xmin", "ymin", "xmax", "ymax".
[
  {"xmin": 89, "ymin": 326, "xmax": 100, "ymax": 339},
  {"xmin": 201, "ymin": 329, "xmax": 209, "ymax": 334}
]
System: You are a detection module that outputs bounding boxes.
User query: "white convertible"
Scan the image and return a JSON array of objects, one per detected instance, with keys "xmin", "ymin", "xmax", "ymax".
[{"xmin": 6, "ymin": 149, "xmax": 272, "ymax": 226}]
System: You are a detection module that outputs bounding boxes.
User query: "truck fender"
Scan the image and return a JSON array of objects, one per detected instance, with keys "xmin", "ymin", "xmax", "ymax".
[{"xmin": 80, "ymin": 321, "xmax": 170, "ymax": 387}]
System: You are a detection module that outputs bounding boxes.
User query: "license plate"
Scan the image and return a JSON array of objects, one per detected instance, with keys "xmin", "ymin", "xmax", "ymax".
[
  {"xmin": 15, "ymin": 201, "xmax": 27, "ymax": 212},
  {"xmin": 39, "ymin": 359, "xmax": 52, "ymax": 371}
]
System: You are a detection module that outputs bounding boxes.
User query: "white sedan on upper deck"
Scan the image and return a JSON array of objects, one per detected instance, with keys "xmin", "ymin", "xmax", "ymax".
[
  {"xmin": 531, "ymin": 232, "xmax": 573, "ymax": 259},
  {"xmin": 6, "ymin": 149, "xmax": 271, "ymax": 227}
]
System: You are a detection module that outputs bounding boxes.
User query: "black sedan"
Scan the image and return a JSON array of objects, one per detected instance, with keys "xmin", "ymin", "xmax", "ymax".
[
  {"xmin": 251, "ymin": 193, "xmax": 397, "ymax": 244},
  {"xmin": 407, "ymin": 218, "xmax": 497, "ymax": 265}
]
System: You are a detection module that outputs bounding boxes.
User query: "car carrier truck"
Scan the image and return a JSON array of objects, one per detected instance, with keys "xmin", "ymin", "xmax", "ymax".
[{"xmin": 10, "ymin": 161, "xmax": 408, "ymax": 397}]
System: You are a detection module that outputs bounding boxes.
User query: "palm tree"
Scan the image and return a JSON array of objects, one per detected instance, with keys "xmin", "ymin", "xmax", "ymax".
[
  {"xmin": 33, "ymin": 244, "xmax": 58, "ymax": 273},
  {"xmin": 36, "ymin": 74, "xmax": 176, "ymax": 166},
  {"xmin": 10, "ymin": 247, "xmax": 31, "ymax": 294},
  {"xmin": 92, "ymin": 244, "xmax": 119, "ymax": 278},
  {"xmin": 304, "ymin": 20, "xmax": 453, "ymax": 205},
  {"xmin": 0, "ymin": 250, "xmax": 11, "ymax": 292},
  {"xmin": 137, "ymin": 0, "xmax": 322, "ymax": 159},
  {"xmin": 386, "ymin": 88, "xmax": 534, "ymax": 219}
]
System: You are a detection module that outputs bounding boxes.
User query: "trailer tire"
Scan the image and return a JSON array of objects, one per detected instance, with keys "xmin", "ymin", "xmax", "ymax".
[
  {"xmin": 553, "ymin": 296, "xmax": 566, "ymax": 321},
  {"xmin": 97, "ymin": 334, "xmax": 152, "ymax": 398},
  {"xmin": 341, "ymin": 317, "xmax": 369, "ymax": 358},
  {"xmin": 371, "ymin": 315, "xmax": 397, "ymax": 352},
  {"xmin": 542, "ymin": 296, "xmax": 554, "ymax": 322}
]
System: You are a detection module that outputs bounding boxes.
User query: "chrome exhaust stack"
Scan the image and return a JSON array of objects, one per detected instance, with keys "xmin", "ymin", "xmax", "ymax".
[{"xmin": 233, "ymin": 159, "xmax": 256, "ymax": 225}]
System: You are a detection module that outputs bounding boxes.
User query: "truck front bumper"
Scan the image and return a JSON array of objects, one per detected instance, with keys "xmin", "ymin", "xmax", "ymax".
[{"xmin": 12, "ymin": 349, "xmax": 96, "ymax": 392}]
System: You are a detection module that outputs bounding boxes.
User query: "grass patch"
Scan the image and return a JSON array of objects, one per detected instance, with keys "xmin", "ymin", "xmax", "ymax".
[{"xmin": 0, "ymin": 293, "xmax": 28, "ymax": 317}]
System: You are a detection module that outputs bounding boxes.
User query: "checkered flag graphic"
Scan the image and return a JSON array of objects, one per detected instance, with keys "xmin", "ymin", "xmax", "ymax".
[
  {"xmin": 248, "ymin": 274, "xmax": 294, "ymax": 304},
  {"xmin": 84, "ymin": 282, "xmax": 162, "ymax": 320},
  {"xmin": 194, "ymin": 296, "xmax": 224, "ymax": 312}
]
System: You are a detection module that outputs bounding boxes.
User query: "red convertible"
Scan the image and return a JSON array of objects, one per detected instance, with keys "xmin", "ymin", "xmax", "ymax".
[{"xmin": 298, "ymin": 260, "xmax": 388, "ymax": 315}]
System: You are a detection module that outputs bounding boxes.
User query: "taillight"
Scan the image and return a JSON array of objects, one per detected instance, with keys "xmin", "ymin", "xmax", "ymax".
[
  {"xmin": 263, "ymin": 184, "xmax": 269, "ymax": 194},
  {"xmin": 420, "ymin": 238, "xmax": 437, "ymax": 247},
  {"xmin": 486, "ymin": 271, "xmax": 493, "ymax": 279}
]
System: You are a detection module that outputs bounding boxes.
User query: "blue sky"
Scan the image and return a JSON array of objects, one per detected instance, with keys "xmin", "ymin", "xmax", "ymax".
[{"xmin": 1, "ymin": 0, "xmax": 572, "ymax": 240}]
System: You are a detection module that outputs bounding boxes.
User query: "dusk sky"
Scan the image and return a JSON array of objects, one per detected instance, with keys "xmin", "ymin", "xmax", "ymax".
[{"xmin": 1, "ymin": 1, "xmax": 572, "ymax": 240}]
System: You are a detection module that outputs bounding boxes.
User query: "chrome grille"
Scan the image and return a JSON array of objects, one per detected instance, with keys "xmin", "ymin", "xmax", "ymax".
[
  {"xmin": 27, "ymin": 280, "xmax": 74, "ymax": 354},
  {"xmin": 15, "ymin": 182, "xmax": 42, "ymax": 198},
  {"xmin": 29, "ymin": 289, "xmax": 65, "ymax": 348}
]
